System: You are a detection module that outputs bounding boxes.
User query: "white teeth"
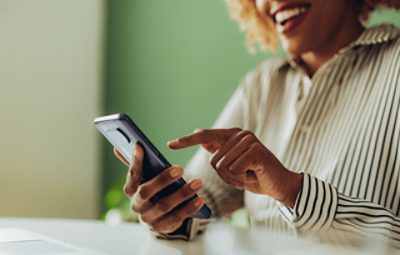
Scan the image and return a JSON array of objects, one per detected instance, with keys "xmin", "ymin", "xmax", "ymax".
[{"xmin": 275, "ymin": 7, "xmax": 307, "ymax": 25}]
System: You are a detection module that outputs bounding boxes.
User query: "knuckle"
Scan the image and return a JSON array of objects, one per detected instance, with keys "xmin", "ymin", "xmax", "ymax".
[
  {"xmin": 156, "ymin": 200, "xmax": 169, "ymax": 213},
  {"xmin": 201, "ymin": 129, "xmax": 210, "ymax": 135},
  {"xmin": 209, "ymin": 154, "xmax": 220, "ymax": 168},
  {"xmin": 180, "ymin": 185, "xmax": 195, "ymax": 198},
  {"xmin": 216, "ymin": 157, "xmax": 228, "ymax": 170},
  {"xmin": 148, "ymin": 222, "xmax": 158, "ymax": 230},
  {"xmin": 231, "ymin": 127, "xmax": 242, "ymax": 133},
  {"xmin": 133, "ymin": 200, "xmax": 151, "ymax": 214},
  {"xmin": 123, "ymin": 184, "xmax": 135, "ymax": 197},
  {"xmin": 157, "ymin": 173, "xmax": 169, "ymax": 186},
  {"xmin": 187, "ymin": 203, "xmax": 199, "ymax": 214},
  {"xmin": 141, "ymin": 215, "xmax": 151, "ymax": 224},
  {"xmin": 137, "ymin": 185, "xmax": 149, "ymax": 200},
  {"xmin": 238, "ymin": 130, "xmax": 251, "ymax": 137},
  {"xmin": 242, "ymin": 134, "xmax": 255, "ymax": 143},
  {"xmin": 220, "ymin": 157, "xmax": 228, "ymax": 168},
  {"xmin": 130, "ymin": 200, "xmax": 139, "ymax": 212},
  {"xmin": 129, "ymin": 167, "xmax": 140, "ymax": 180},
  {"xmin": 250, "ymin": 142, "xmax": 262, "ymax": 151},
  {"xmin": 133, "ymin": 205, "xmax": 146, "ymax": 215},
  {"xmin": 171, "ymin": 213, "xmax": 183, "ymax": 224},
  {"xmin": 215, "ymin": 159, "xmax": 223, "ymax": 170},
  {"xmin": 194, "ymin": 128, "xmax": 204, "ymax": 133}
]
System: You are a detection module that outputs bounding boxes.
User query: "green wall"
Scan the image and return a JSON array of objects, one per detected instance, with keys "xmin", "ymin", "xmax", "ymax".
[
  {"xmin": 103, "ymin": 0, "xmax": 271, "ymax": 201},
  {"xmin": 103, "ymin": 0, "xmax": 400, "ymax": 212}
]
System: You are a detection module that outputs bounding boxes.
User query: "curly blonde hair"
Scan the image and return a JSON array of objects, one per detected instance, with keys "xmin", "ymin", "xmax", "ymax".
[{"xmin": 225, "ymin": 0, "xmax": 400, "ymax": 52}]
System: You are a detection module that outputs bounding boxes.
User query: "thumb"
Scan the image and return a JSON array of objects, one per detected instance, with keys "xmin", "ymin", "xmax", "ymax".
[
  {"xmin": 114, "ymin": 148, "xmax": 130, "ymax": 167},
  {"xmin": 123, "ymin": 143, "xmax": 144, "ymax": 197}
]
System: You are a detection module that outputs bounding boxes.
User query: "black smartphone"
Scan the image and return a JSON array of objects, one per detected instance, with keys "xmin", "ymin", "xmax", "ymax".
[{"xmin": 94, "ymin": 113, "xmax": 212, "ymax": 219}]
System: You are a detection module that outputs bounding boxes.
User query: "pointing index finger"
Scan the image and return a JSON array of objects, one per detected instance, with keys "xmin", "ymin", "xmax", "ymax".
[{"xmin": 168, "ymin": 129, "xmax": 229, "ymax": 150}]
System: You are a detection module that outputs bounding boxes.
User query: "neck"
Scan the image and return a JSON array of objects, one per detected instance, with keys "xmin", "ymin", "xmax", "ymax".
[{"xmin": 300, "ymin": 12, "xmax": 365, "ymax": 77}]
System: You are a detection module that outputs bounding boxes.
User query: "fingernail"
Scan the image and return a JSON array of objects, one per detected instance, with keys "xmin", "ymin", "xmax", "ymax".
[
  {"xmin": 194, "ymin": 198, "xmax": 204, "ymax": 207},
  {"xmin": 190, "ymin": 179, "xmax": 202, "ymax": 190},
  {"xmin": 167, "ymin": 140, "xmax": 177, "ymax": 146},
  {"xmin": 170, "ymin": 167, "xmax": 182, "ymax": 177}
]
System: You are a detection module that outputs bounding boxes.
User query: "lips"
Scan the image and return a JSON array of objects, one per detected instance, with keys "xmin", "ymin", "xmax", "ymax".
[{"xmin": 269, "ymin": 2, "xmax": 311, "ymax": 35}]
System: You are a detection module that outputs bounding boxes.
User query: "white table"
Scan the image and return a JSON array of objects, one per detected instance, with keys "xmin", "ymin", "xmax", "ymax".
[{"xmin": 0, "ymin": 218, "xmax": 393, "ymax": 255}]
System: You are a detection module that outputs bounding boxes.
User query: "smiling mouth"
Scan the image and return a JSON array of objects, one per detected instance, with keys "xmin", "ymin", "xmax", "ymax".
[{"xmin": 270, "ymin": 3, "xmax": 311, "ymax": 35}]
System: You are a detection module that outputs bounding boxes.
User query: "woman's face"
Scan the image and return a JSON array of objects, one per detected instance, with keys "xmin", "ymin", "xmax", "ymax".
[{"xmin": 256, "ymin": 0, "xmax": 355, "ymax": 55}]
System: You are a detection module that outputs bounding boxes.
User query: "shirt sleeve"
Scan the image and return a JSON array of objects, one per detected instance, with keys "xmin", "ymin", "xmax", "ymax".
[{"xmin": 279, "ymin": 173, "xmax": 400, "ymax": 248}]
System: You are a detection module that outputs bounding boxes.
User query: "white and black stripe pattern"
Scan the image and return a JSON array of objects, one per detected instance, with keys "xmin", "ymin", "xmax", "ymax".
[
  {"xmin": 150, "ymin": 24, "xmax": 400, "ymax": 245},
  {"xmin": 280, "ymin": 174, "xmax": 338, "ymax": 234},
  {"xmin": 279, "ymin": 24, "xmax": 400, "ymax": 247}
]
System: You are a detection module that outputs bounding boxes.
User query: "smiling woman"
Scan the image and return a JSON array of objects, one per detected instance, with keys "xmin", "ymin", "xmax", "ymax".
[
  {"xmin": 226, "ymin": 0, "xmax": 400, "ymax": 51},
  {"xmin": 227, "ymin": 0, "xmax": 400, "ymax": 76},
  {"xmin": 110, "ymin": 0, "xmax": 400, "ymax": 250}
]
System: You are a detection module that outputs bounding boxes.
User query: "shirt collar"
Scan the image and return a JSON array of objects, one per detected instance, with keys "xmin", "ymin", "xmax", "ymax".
[
  {"xmin": 277, "ymin": 24, "xmax": 400, "ymax": 71},
  {"xmin": 349, "ymin": 23, "xmax": 400, "ymax": 47}
]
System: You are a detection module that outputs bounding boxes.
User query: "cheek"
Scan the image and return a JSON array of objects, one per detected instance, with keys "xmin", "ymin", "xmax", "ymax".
[
  {"xmin": 276, "ymin": 11, "xmax": 320, "ymax": 54},
  {"xmin": 277, "ymin": 1, "xmax": 342, "ymax": 56}
]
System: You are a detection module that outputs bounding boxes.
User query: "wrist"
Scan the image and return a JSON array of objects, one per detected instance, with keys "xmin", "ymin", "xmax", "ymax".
[{"xmin": 278, "ymin": 171, "xmax": 303, "ymax": 208}]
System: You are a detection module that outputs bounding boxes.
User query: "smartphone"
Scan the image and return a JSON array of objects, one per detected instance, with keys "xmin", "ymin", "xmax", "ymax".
[{"xmin": 94, "ymin": 113, "xmax": 212, "ymax": 219}]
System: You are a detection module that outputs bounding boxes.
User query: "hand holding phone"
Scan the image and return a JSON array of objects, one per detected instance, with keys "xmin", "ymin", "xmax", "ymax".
[
  {"xmin": 116, "ymin": 143, "xmax": 206, "ymax": 234},
  {"xmin": 94, "ymin": 113, "xmax": 211, "ymax": 234}
]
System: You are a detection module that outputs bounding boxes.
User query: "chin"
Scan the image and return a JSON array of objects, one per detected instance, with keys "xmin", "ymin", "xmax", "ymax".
[{"xmin": 280, "ymin": 37, "xmax": 309, "ymax": 56}]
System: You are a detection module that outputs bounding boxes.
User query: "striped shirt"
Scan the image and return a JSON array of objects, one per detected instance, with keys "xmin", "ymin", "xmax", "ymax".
[{"xmin": 154, "ymin": 24, "xmax": 400, "ymax": 246}]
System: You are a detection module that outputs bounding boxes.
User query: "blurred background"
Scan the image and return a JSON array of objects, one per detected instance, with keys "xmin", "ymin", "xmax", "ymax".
[{"xmin": 0, "ymin": 0, "xmax": 399, "ymax": 223}]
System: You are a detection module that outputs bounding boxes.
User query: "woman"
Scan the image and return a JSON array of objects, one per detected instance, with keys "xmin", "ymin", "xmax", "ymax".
[{"xmin": 115, "ymin": 0, "xmax": 400, "ymax": 246}]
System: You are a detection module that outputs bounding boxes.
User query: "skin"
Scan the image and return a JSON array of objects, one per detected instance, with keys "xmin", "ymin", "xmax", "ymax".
[
  {"xmin": 115, "ymin": 144, "xmax": 205, "ymax": 234},
  {"xmin": 116, "ymin": 0, "xmax": 378, "ymax": 234},
  {"xmin": 257, "ymin": 0, "xmax": 365, "ymax": 76},
  {"xmin": 168, "ymin": 128, "xmax": 303, "ymax": 207}
]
